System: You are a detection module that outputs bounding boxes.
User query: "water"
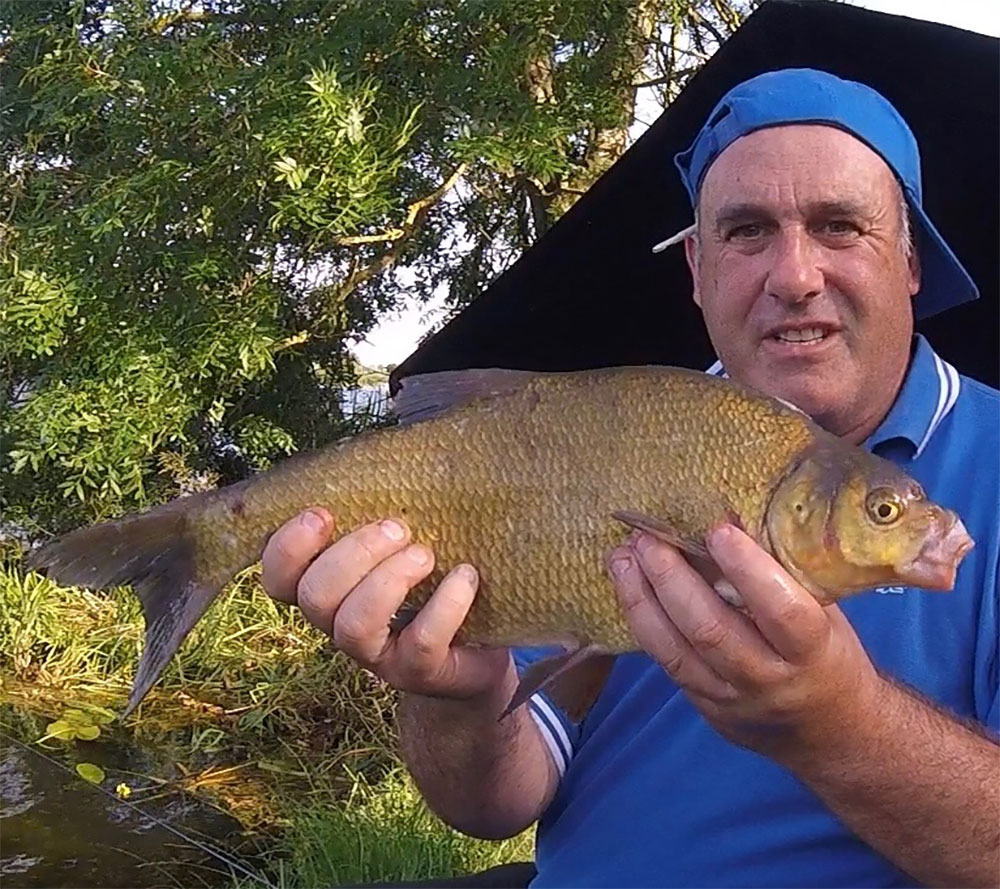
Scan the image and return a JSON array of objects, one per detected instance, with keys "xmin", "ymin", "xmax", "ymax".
[{"xmin": 0, "ymin": 734, "xmax": 264, "ymax": 889}]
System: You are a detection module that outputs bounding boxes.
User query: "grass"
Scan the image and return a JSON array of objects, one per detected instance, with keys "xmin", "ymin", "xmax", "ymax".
[
  {"xmin": 0, "ymin": 552, "xmax": 534, "ymax": 887},
  {"xmin": 261, "ymin": 769, "xmax": 534, "ymax": 889}
]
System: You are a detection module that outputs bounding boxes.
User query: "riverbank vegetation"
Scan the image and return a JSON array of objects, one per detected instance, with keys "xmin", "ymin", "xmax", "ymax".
[
  {"xmin": 2, "ymin": 1, "xmax": 748, "ymax": 883},
  {"xmin": 1, "ymin": 554, "xmax": 534, "ymax": 884}
]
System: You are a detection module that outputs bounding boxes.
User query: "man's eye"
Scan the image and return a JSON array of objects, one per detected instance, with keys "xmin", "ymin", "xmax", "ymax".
[
  {"xmin": 820, "ymin": 220, "xmax": 859, "ymax": 235},
  {"xmin": 728, "ymin": 223, "xmax": 765, "ymax": 239}
]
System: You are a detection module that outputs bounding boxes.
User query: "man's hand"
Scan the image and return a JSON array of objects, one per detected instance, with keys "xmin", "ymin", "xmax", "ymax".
[
  {"xmin": 260, "ymin": 507, "xmax": 511, "ymax": 701},
  {"xmin": 607, "ymin": 523, "xmax": 882, "ymax": 758},
  {"xmin": 608, "ymin": 523, "xmax": 1000, "ymax": 886},
  {"xmin": 259, "ymin": 508, "xmax": 559, "ymax": 840}
]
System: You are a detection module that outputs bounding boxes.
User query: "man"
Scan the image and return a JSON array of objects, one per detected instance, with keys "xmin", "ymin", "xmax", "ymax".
[{"xmin": 260, "ymin": 70, "xmax": 999, "ymax": 887}]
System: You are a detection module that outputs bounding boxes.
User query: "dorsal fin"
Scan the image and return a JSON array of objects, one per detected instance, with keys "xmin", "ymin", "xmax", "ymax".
[{"xmin": 392, "ymin": 368, "xmax": 540, "ymax": 425}]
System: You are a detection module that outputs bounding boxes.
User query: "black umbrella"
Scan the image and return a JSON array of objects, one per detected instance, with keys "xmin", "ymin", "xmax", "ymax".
[{"xmin": 391, "ymin": 0, "xmax": 998, "ymax": 392}]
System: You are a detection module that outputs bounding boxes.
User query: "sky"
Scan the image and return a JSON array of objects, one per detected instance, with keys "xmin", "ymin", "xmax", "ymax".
[{"xmin": 348, "ymin": 0, "xmax": 999, "ymax": 370}]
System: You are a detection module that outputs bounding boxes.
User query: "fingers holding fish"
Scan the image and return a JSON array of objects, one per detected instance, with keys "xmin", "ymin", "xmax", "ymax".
[
  {"xmin": 628, "ymin": 526, "xmax": 885, "ymax": 758},
  {"xmin": 627, "ymin": 533, "xmax": 787, "ymax": 688},
  {"xmin": 258, "ymin": 513, "xmax": 507, "ymax": 700},
  {"xmin": 705, "ymin": 524, "xmax": 830, "ymax": 665},
  {"xmin": 260, "ymin": 508, "xmax": 335, "ymax": 604},
  {"xmin": 339, "ymin": 556, "xmax": 511, "ymax": 701},
  {"xmin": 293, "ymin": 518, "xmax": 413, "ymax": 633},
  {"xmin": 609, "ymin": 545, "xmax": 735, "ymax": 702},
  {"xmin": 332, "ymin": 543, "xmax": 437, "ymax": 665},
  {"xmin": 397, "ymin": 564, "xmax": 478, "ymax": 664},
  {"xmin": 392, "ymin": 564, "xmax": 512, "ymax": 698}
]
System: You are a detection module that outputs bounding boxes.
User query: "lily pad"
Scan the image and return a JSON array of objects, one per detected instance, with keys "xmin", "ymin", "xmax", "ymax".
[
  {"xmin": 86, "ymin": 706, "xmax": 116, "ymax": 725},
  {"xmin": 74, "ymin": 724, "xmax": 101, "ymax": 741},
  {"xmin": 76, "ymin": 762, "xmax": 106, "ymax": 784},
  {"xmin": 41, "ymin": 709, "xmax": 105, "ymax": 743},
  {"xmin": 44, "ymin": 720, "xmax": 76, "ymax": 741}
]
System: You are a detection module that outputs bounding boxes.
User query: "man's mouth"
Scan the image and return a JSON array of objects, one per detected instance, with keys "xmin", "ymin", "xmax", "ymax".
[{"xmin": 772, "ymin": 326, "xmax": 829, "ymax": 344}]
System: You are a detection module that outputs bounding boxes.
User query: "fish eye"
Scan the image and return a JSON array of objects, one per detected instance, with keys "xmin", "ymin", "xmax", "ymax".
[{"xmin": 866, "ymin": 489, "xmax": 905, "ymax": 525}]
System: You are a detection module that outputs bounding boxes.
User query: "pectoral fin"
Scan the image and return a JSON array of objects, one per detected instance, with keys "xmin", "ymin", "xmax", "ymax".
[
  {"xmin": 611, "ymin": 510, "xmax": 745, "ymax": 609},
  {"xmin": 612, "ymin": 509, "xmax": 711, "ymax": 559},
  {"xmin": 500, "ymin": 646, "xmax": 614, "ymax": 723}
]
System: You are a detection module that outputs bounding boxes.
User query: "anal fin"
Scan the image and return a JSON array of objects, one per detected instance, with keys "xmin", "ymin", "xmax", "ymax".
[
  {"xmin": 500, "ymin": 646, "xmax": 614, "ymax": 724},
  {"xmin": 546, "ymin": 652, "xmax": 616, "ymax": 722}
]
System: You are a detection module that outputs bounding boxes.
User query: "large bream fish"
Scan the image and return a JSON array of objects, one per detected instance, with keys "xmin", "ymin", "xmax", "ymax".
[{"xmin": 29, "ymin": 366, "xmax": 974, "ymax": 720}]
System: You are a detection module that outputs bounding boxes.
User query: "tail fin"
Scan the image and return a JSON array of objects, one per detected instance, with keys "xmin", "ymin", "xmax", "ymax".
[{"xmin": 27, "ymin": 497, "xmax": 228, "ymax": 717}]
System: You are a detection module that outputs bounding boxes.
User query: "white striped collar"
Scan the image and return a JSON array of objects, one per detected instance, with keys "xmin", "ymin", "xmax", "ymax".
[
  {"xmin": 885, "ymin": 336, "xmax": 962, "ymax": 457},
  {"xmin": 703, "ymin": 335, "xmax": 960, "ymax": 458}
]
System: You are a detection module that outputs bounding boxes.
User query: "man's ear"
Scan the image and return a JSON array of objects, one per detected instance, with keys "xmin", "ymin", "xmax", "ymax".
[
  {"xmin": 907, "ymin": 245, "xmax": 921, "ymax": 298},
  {"xmin": 684, "ymin": 234, "xmax": 702, "ymax": 308}
]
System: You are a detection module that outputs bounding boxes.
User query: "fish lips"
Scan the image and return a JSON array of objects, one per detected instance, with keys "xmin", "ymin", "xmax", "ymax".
[{"xmin": 898, "ymin": 514, "xmax": 974, "ymax": 591}]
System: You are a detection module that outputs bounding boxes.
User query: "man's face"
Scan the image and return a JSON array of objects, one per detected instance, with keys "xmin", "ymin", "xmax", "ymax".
[{"xmin": 685, "ymin": 125, "xmax": 920, "ymax": 442}]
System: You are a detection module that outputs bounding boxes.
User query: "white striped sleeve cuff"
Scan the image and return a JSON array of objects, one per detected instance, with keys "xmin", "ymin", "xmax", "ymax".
[{"xmin": 528, "ymin": 693, "xmax": 575, "ymax": 777}]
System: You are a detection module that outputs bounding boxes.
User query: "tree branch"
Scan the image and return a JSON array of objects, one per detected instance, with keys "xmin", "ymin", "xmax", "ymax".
[
  {"xmin": 146, "ymin": 9, "xmax": 251, "ymax": 36},
  {"xmin": 271, "ymin": 330, "xmax": 311, "ymax": 354},
  {"xmin": 402, "ymin": 163, "xmax": 468, "ymax": 227},
  {"xmin": 334, "ymin": 229, "xmax": 405, "ymax": 246},
  {"xmin": 283, "ymin": 163, "xmax": 470, "ymax": 343},
  {"xmin": 519, "ymin": 177, "xmax": 550, "ymax": 239},
  {"xmin": 633, "ymin": 67, "xmax": 698, "ymax": 89},
  {"xmin": 332, "ymin": 163, "xmax": 468, "ymax": 248},
  {"xmin": 687, "ymin": 6, "xmax": 727, "ymax": 47},
  {"xmin": 148, "ymin": 9, "xmax": 211, "ymax": 35},
  {"xmin": 650, "ymin": 39, "xmax": 709, "ymax": 61}
]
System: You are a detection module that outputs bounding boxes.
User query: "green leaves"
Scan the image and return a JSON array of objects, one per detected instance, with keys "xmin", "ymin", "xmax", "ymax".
[
  {"xmin": 233, "ymin": 415, "xmax": 297, "ymax": 470},
  {"xmin": 0, "ymin": 267, "xmax": 79, "ymax": 359},
  {"xmin": 41, "ymin": 706, "xmax": 115, "ymax": 744},
  {"xmin": 273, "ymin": 155, "xmax": 312, "ymax": 190},
  {"xmin": 76, "ymin": 762, "xmax": 107, "ymax": 784},
  {"xmin": 2, "ymin": 0, "xmax": 746, "ymax": 536}
]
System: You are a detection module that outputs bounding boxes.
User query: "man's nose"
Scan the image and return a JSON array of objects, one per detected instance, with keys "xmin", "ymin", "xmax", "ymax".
[{"xmin": 764, "ymin": 229, "xmax": 824, "ymax": 305}]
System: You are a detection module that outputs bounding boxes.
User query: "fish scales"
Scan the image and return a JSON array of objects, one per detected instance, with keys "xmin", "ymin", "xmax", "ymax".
[
  {"xmin": 29, "ymin": 364, "xmax": 971, "ymax": 718},
  {"xmin": 194, "ymin": 368, "xmax": 815, "ymax": 653}
]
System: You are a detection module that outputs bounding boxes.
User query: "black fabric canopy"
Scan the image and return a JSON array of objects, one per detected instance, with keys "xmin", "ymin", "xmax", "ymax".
[{"xmin": 391, "ymin": 0, "xmax": 998, "ymax": 392}]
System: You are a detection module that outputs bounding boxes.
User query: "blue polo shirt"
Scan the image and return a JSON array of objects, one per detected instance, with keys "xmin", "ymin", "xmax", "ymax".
[{"xmin": 514, "ymin": 334, "xmax": 999, "ymax": 888}]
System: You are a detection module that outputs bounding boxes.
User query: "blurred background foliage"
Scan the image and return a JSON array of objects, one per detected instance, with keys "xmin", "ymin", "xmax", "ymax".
[{"xmin": 1, "ymin": 0, "xmax": 753, "ymax": 537}]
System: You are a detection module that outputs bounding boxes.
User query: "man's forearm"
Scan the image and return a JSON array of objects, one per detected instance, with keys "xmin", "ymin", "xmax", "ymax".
[
  {"xmin": 396, "ymin": 658, "xmax": 559, "ymax": 840},
  {"xmin": 780, "ymin": 676, "xmax": 1000, "ymax": 887}
]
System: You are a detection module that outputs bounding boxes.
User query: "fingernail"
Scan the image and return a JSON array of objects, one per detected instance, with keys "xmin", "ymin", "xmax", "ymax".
[
  {"xmin": 707, "ymin": 524, "xmax": 732, "ymax": 550},
  {"xmin": 302, "ymin": 509, "xmax": 328, "ymax": 534},
  {"xmin": 633, "ymin": 533, "xmax": 655, "ymax": 555},
  {"xmin": 380, "ymin": 519, "xmax": 405, "ymax": 541},
  {"xmin": 453, "ymin": 563, "xmax": 478, "ymax": 584},
  {"xmin": 406, "ymin": 544, "xmax": 430, "ymax": 565},
  {"xmin": 611, "ymin": 555, "xmax": 633, "ymax": 578}
]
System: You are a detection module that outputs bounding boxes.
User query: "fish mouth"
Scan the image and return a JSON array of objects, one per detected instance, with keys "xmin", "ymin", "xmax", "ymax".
[{"xmin": 899, "ymin": 514, "xmax": 974, "ymax": 591}]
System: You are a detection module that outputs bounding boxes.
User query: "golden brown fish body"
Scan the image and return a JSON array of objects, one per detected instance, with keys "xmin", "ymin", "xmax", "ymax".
[
  {"xmin": 195, "ymin": 367, "xmax": 814, "ymax": 651},
  {"xmin": 29, "ymin": 366, "xmax": 973, "ymax": 717}
]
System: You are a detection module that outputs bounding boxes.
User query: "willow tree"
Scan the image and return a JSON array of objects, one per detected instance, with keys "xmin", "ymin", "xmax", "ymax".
[{"xmin": 1, "ymin": 0, "xmax": 752, "ymax": 536}]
